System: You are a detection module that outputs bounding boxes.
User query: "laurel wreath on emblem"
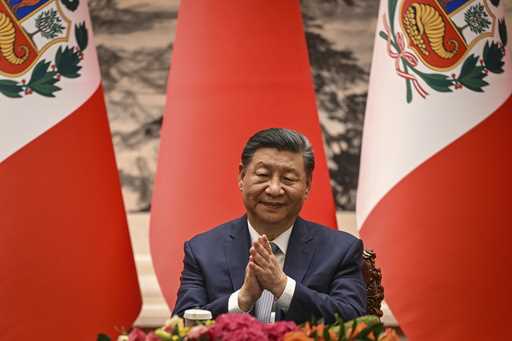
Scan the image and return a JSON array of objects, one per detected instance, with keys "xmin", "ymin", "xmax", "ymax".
[
  {"xmin": 0, "ymin": 0, "xmax": 87, "ymax": 98},
  {"xmin": 380, "ymin": 0, "xmax": 508, "ymax": 103}
]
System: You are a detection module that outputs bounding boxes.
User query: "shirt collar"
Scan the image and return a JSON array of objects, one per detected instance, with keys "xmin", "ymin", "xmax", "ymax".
[{"xmin": 247, "ymin": 219, "xmax": 294, "ymax": 255}]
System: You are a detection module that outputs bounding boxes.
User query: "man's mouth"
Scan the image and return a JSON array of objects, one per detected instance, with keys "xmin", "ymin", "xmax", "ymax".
[{"xmin": 260, "ymin": 201, "xmax": 286, "ymax": 208}]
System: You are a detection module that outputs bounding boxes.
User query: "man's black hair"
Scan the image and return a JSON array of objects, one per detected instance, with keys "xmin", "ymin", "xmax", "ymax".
[{"xmin": 241, "ymin": 128, "xmax": 315, "ymax": 178}]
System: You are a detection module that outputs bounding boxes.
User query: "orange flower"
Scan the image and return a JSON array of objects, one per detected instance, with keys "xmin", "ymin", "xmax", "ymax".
[
  {"xmin": 378, "ymin": 328, "xmax": 400, "ymax": 341},
  {"xmin": 325, "ymin": 329, "xmax": 338, "ymax": 341},
  {"xmin": 314, "ymin": 323, "xmax": 326, "ymax": 336},
  {"xmin": 283, "ymin": 331, "xmax": 313, "ymax": 341},
  {"xmin": 302, "ymin": 322, "xmax": 312, "ymax": 336},
  {"xmin": 302, "ymin": 323, "xmax": 338, "ymax": 341},
  {"xmin": 345, "ymin": 321, "xmax": 368, "ymax": 339}
]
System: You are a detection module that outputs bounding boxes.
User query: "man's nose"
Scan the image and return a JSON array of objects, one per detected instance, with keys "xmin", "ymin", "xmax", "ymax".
[{"xmin": 265, "ymin": 176, "xmax": 284, "ymax": 196}]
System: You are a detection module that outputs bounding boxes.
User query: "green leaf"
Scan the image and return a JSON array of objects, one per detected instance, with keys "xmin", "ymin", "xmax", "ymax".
[
  {"xmin": 499, "ymin": 19, "xmax": 508, "ymax": 47},
  {"xmin": 416, "ymin": 71, "xmax": 454, "ymax": 92},
  {"xmin": 483, "ymin": 41, "xmax": 504, "ymax": 73},
  {"xmin": 75, "ymin": 22, "xmax": 88, "ymax": 51},
  {"xmin": 30, "ymin": 60, "xmax": 51, "ymax": 83},
  {"xmin": 55, "ymin": 46, "xmax": 82, "ymax": 78},
  {"xmin": 29, "ymin": 80, "xmax": 60, "ymax": 97},
  {"xmin": 336, "ymin": 314, "xmax": 345, "ymax": 340},
  {"xmin": 374, "ymin": 323, "xmax": 385, "ymax": 336},
  {"xmin": 323, "ymin": 327, "xmax": 331, "ymax": 341},
  {"xmin": 96, "ymin": 334, "xmax": 111, "ymax": 341},
  {"xmin": 61, "ymin": 0, "xmax": 79, "ymax": 11},
  {"xmin": 346, "ymin": 319, "xmax": 358, "ymax": 338},
  {"xmin": 354, "ymin": 328, "xmax": 372, "ymax": 340},
  {"xmin": 27, "ymin": 62, "xmax": 61, "ymax": 97},
  {"xmin": 458, "ymin": 54, "xmax": 479, "ymax": 80},
  {"xmin": 352, "ymin": 315, "xmax": 381, "ymax": 326},
  {"xmin": 347, "ymin": 322, "xmax": 384, "ymax": 341},
  {"xmin": 406, "ymin": 80, "xmax": 412, "ymax": 103},
  {"xmin": 459, "ymin": 72, "xmax": 488, "ymax": 92},
  {"xmin": 457, "ymin": 56, "xmax": 488, "ymax": 92},
  {"xmin": 388, "ymin": 0, "xmax": 398, "ymax": 35},
  {"xmin": 0, "ymin": 79, "xmax": 23, "ymax": 98},
  {"xmin": 379, "ymin": 31, "xmax": 399, "ymax": 52}
]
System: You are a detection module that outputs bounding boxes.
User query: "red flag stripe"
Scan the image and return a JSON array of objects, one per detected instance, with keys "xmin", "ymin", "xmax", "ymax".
[
  {"xmin": 360, "ymin": 94, "xmax": 512, "ymax": 340},
  {"xmin": 150, "ymin": 0, "xmax": 336, "ymax": 310},
  {"xmin": 0, "ymin": 86, "xmax": 141, "ymax": 340}
]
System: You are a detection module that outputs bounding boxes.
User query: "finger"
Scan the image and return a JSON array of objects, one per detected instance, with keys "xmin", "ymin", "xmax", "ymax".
[
  {"xmin": 253, "ymin": 245, "xmax": 280, "ymax": 273},
  {"xmin": 245, "ymin": 263, "xmax": 263, "ymax": 292},
  {"xmin": 250, "ymin": 246, "xmax": 267, "ymax": 260},
  {"xmin": 249, "ymin": 260, "xmax": 267, "ymax": 277},
  {"xmin": 259, "ymin": 235, "xmax": 273, "ymax": 253},
  {"xmin": 249, "ymin": 254, "xmax": 256, "ymax": 266},
  {"xmin": 247, "ymin": 260, "xmax": 260, "ymax": 280},
  {"xmin": 251, "ymin": 249, "xmax": 269, "ymax": 268},
  {"xmin": 252, "ymin": 254, "xmax": 278, "ymax": 278},
  {"xmin": 250, "ymin": 253, "xmax": 267, "ymax": 267},
  {"xmin": 259, "ymin": 244, "xmax": 279, "ymax": 268},
  {"xmin": 254, "ymin": 236, "xmax": 271, "ymax": 254},
  {"xmin": 253, "ymin": 242, "xmax": 272, "ymax": 261},
  {"xmin": 244, "ymin": 264, "xmax": 249, "ymax": 278}
]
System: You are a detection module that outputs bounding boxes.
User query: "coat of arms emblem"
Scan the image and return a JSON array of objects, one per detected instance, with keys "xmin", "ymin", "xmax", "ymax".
[
  {"xmin": 381, "ymin": 0, "xmax": 508, "ymax": 102},
  {"xmin": 0, "ymin": 0, "xmax": 88, "ymax": 98}
]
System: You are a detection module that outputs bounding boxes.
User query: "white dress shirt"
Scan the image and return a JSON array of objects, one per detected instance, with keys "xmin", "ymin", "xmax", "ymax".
[{"xmin": 227, "ymin": 221, "xmax": 297, "ymax": 317}]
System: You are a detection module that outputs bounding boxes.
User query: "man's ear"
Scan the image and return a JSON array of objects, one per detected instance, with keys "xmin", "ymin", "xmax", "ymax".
[
  {"xmin": 304, "ymin": 176, "xmax": 312, "ymax": 199},
  {"xmin": 238, "ymin": 163, "xmax": 246, "ymax": 191}
]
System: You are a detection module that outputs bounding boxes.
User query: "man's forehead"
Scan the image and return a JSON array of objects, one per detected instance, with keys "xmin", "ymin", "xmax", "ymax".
[
  {"xmin": 249, "ymin": 149, "xmax": 305, "ymax": 170},
  {"xmin": 253, "ymin": 160, "xmax": 300, "ymax": 171}
]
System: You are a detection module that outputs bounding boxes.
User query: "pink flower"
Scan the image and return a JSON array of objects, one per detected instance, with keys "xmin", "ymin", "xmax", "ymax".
[
  {"xmin": 128, "ymin": 328, "xmax": 146, "ymax": 341},
  {"xmin": 263, "ymin": 321, "xmax": 298, "ymax": 341},
  {"xmin": 144, "ymin": 332, "xmax": 161, "ymax": 341},
  {"xmin": 209, "ymin": 313, "xmax": 268, "ymax": 341},
  {"xmin": 187, "ymin": 325, "xmax": 211, "ymax": 341},
  {"xmin": 224, "ymin": 327, "xmax": 269, "ymax": 341}
]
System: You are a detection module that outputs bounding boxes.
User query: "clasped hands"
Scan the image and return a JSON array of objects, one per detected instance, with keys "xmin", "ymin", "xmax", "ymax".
[{"xmin": 238, "ymin": 235, "xmax": 287, "ymax": 312}]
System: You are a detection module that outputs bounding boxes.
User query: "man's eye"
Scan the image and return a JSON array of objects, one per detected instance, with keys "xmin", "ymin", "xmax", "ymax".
[
  {"xmin": 283, "ymin": 177, "xmax": 297, "ymax": 183},
  {"xmin": 256, "ymin": 173, "xmax": 269, "ymax": 177}
]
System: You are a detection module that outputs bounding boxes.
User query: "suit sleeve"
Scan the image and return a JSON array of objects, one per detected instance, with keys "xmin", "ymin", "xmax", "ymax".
[
  {"xmin": 172, "ymin": 241, "xmax": 230, "ymax": 318},
  {"xmin": 284, "ymin": 238, "xmax": 367, "ymax": 324}
]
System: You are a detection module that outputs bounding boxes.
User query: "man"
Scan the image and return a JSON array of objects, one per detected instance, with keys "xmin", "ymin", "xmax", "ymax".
[{"xmin": 173, "ymin": 128, "xmax": 367, "ymax": 324}]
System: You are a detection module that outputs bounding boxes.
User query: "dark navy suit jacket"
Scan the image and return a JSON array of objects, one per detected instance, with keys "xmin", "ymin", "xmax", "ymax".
[{"xmin": 172, "ymin": 216, "xmax": 367, "ymax": 324}]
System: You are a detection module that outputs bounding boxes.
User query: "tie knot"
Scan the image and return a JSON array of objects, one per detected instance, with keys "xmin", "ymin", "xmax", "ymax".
[{"xmin": 270, "ymin": 242, "xmax": 280, "ymax": 255}]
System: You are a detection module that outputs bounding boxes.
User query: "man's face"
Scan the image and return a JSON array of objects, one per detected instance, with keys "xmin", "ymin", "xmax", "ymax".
[{"xmin": 238, "ymin": 148, "xmax": 311, "ymax": 230}]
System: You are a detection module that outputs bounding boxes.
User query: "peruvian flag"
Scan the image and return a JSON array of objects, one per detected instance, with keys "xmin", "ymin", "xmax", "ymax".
[
  {"xmin": 150, "ymin": 0, "xmax": 337, "ymax": 310},
  {"xmin": 358, "ymin": 0, "xmax": 511, "ymax": 339},
  {"xmin": 0, "ymin": 0, "xmax": 141, "ymax": 339}
]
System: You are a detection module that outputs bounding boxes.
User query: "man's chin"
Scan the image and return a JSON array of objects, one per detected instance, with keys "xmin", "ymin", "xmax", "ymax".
[{"xmin": 253, "ymin": 211, "xmax": 291, "ymax": 227}]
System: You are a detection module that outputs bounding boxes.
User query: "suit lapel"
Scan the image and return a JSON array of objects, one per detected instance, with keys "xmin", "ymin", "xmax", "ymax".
[
  {"xmin": 283, "ymin": 217, "xmax": 315, "ymax": 283},
  {"xmin": 224, "ymin": 217, "xmax": 251, "ymax": 291}
]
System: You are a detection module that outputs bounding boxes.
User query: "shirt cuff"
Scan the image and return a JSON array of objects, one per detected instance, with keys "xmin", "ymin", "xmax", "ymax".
[
  {"xmin": 228, "ymin": 290, "xmax": 252, "ymax": 313},
  {"xmin": 275, "ymin": 276, "xmax": 295, "ymax": 312}
]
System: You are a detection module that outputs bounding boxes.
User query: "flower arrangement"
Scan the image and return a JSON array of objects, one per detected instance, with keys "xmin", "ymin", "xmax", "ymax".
[{"xmin": 98, "ymin": 313, "xmax": 399, "ymax": 341}]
